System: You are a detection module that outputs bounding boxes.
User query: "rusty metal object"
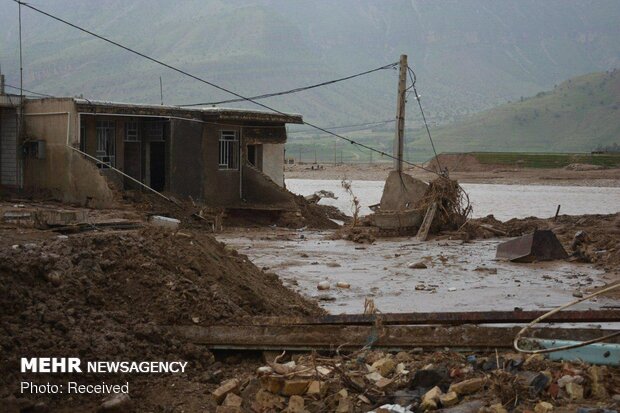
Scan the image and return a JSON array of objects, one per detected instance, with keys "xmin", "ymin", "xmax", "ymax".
[
  {"xmin": 172, "ymin": 324, "xmax": 620, "ymax": 351},
  {"xmin": 496, "ymin": 229, "xmax": 568, "ymax": 262},
  {"xmin": 243, "ymin": 310, "xmax": 620, "ymax": 326}
]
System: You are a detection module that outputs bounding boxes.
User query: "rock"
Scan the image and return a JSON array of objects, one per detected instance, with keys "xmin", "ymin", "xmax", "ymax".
[
  {"xmin": 212, "ymin": 379, "xmax": 240, "ymax": 403},
  {"xmin": 408, "ymin": 261, "xmax": 427, "ymax": 269},
  {"xmin": 306, "ymin": 380, "xmax": 326, "ymax": 396},
  {"xmin": 557, "ymin": 374, "xmax": 574, "ymax": 388},
  {"xmin": 439, "ymin": 391, "xmax": 459, "ymax": 407},
  {"xmin": 261, "ymin": 376, "xmax": 284, "ymax": 393},
  {"xmin": 565, "ymin": 382, "xmax": 584, "ymax": 400},
  {"xmin": 440, "ymin": 400, "xmax": 485, "ymax": 413},
  {"xmin": 97, "ymin": 394, "xmax": 133, "ymax": 413},
  {"xmin": 282, "ymin": 379, "xmax": 310, "ymax": 396},
  {"xmin": 588, "ymin": 365, "xmax": 609, "ymax": 399},
  {"xmin": 317, "ymin": 281, "xmax": 331, "ymax": 290},
  {"xmin": 286, "ymin": 395, "xmax": 306, "ymax": 413},
  {"xmin": 254, "ymin": 389, "xmax": 285, "ymax": 411},
  {"xmin": 366, "ymin": 371, "xmax": 384, "ymax": 382},
  {"xmin": 534, "ymin": 401, "xmax": 554, "ymax": 413},
  {"xmin": 336, "ymin": 396, "xmax": 351, "ymax": 413},
  {"xmin": 336, "ymin": 281, "xmax": 350, "ymax": 288},
  {"xmin": 488, "ymin": 404, "xmax": 508, "ymax": 413},
  {"xmin": 410, "ymin": 369, "xmax": 447, "ymax": 390},
  {"xmin": 376, "ymin": 377, "xmax": 394, "ymax": 389},
  {"xmin": 448, "ymin": 377, "xmax": 485, "ymax": 395},
  {"xmin": 257, "ymin": 366, "xmax": 273, "ymax": 375},
  {"xmin": 396, "ymin": 351, "xmax": 412, "ymax": 362},
  {"xmin": 215, "ymin": 407, "xmax": 241, "ymax": 413},
  {"xmin": 421, "ymin": 386, "xmax": 442, "ymax": 411},
  {"xmin": 529, "ymin": 372, "xmax": 550, "ymax": 396},
  {"xmin": 372, "ymin": 357, "xmax": 396, "ymax": 376},
  {"xmin": 22, "ymin": 402, "xmax": 49, "ymax": 413},
  {"xmin": 222, "ymin": 393, "xmax": 243, "ymax": 407}
]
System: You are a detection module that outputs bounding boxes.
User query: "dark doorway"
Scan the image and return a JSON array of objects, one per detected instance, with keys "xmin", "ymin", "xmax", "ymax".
[
  {"xmin": 247, "ymin": 144, "xmax": 262, "ymax": 169},
  {"xmin": 247, "ymin": 144, "xmax": 256, "ymax": 166},
  {"xmin": 124, "ymin": 142, "xmax": 141, "ymax": 188},
  {"xmin": 150, "ymin": 142, "xmax": 165, "ymax": 191}
]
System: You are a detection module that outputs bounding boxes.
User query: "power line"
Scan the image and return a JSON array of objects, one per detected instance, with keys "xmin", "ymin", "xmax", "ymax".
[
  {"xmin": 288, "ymin": 119, "xmax": 395, "ymax": 134},
  {"xmin": 4, "ymin": 83, "xmax": 55, "ymax": 97},
  {"xmin": 178, "ymin": 63, "xmax": 397, "ymax": 107},
  {"xmin": 407, "ymin": 66, "xmax": 443, "ymax": 172},
  {"xmin": 13, "ymin": 0, "xmax": 438, "ymax": 175}
]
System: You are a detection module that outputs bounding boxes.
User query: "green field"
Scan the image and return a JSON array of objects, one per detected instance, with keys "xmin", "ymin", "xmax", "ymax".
[{"xmin": 469, "ymin": 152, "xmax": 620, "ymax": 168}]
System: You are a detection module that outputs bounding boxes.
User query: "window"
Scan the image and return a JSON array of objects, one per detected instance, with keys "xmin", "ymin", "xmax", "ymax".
[
  {"xmin": 96, "ymin": 120, "xmax": 115, "ymax": 167},
  {"xmin": 125, "ymin": 120, "xmax": 139, "ymax": 142},
  {"xmin": 219, "ymin": 130, "xmax": 238, "ymax": 170},
  {"xmin": 145, "ymin": 120, "xmax": 164, "ymax": 142}
]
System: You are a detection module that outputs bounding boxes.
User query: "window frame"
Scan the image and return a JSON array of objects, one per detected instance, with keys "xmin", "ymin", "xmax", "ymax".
[{"xmin": 218, "ymin": 130, "xmax": 239, "ymax": 170}]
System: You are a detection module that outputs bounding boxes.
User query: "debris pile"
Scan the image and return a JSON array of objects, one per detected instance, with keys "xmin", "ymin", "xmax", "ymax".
[
  {"xmin": 0, "ymin": 226, "xmax": 323, "ymax": 408},
  {"xmin": 414, "ymin": 177, "xmax": 472, "ymax": 233},
  {"xmin": 211, "ymin": 349, "xmax": 619, "ymax": 412}
]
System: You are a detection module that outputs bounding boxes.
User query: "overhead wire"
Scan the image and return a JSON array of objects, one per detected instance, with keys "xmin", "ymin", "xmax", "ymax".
[
  {"xmin": 178, "ymin": 63, "xmax": 398, "ymax": 106},
  {"xmin": 13, "ymin": 0, "xmax": 439, "ymax": 175},
  {"xmin": 4, "ymin": 83, "xmax": 55, "ymax": 97},
  {"xmin": 407, "ymin": 66, "xmax": 443, "ymax": 173},
  {"xmin": 288, "ymin": 119, "xmax": 395, "ymax": 134}
]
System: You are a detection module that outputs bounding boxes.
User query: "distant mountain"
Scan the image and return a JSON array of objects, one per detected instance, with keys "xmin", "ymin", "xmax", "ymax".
[
  {"xmin": 1, "ymin": 0, "xmax": 619, "ymax": 129},
  {"xmin": 426, "ymin": 70, "xmax": 620, "ymax": 153}
]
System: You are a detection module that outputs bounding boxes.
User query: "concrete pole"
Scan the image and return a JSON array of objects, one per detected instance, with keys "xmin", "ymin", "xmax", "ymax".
[{"xmin": 393, "ymin": 54, "xmax": 407, "ymax": 172}]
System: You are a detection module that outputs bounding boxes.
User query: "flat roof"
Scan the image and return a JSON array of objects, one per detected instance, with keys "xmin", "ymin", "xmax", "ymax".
[{"xmin": 73, "ymin": 98, "xmax": 303, "ymax": 124}]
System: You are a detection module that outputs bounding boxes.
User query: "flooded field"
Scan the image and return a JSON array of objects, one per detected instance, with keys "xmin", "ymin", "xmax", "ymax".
[
  {"xmin": 218, "ymin": 228, "xmax": 613, "ymax": 315},
  {"xmin": 286, "ymin": 179, "xmax": 620, "ymax": 220}
]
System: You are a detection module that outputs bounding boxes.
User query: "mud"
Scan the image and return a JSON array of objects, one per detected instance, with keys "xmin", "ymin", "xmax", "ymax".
[
  {"xmin": 0, "ymin": 204, "xmax": 323, "ymax": 411},
  {"xmin": 217, "ymin": 227, "xmax": 614, "ymax": 314}
]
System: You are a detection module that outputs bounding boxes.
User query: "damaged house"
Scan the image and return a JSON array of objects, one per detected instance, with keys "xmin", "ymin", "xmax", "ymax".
[{"xmin": 1, "ymin": 94, "xmax": 304, "ymax": 217}]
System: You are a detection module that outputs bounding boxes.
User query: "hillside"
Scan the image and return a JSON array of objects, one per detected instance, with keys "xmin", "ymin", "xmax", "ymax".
[
  {"xmin": 1, "ymin": 0, "xmax": 620, "ymax": 128},
  {"xmin": 427, "ymin": 70, "xmax": 620, "ymax": 153}
]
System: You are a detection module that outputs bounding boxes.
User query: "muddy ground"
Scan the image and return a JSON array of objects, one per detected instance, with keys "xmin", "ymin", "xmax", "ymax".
[
  {"xmin": 1, "ymin": 197, "xmax": 619, "ymax": 412},
  {"xmin": 285, "ymin": 163, "xmax": 620, "ymax": 187}
]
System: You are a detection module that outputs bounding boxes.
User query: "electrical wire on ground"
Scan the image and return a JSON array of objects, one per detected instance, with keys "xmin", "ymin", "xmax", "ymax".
[
  {"xmin": 514, "ymin": 283, "xmax": 620, "ymax": 354},
  {"xmin": 12, "ymin": 0, "xmax": 440, "ymax": 175}
]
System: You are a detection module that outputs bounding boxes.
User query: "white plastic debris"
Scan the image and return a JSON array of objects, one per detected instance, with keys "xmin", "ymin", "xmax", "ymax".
[{"xmin": 149, "ymin": 215, "xmax": 180, "ymax": 230}]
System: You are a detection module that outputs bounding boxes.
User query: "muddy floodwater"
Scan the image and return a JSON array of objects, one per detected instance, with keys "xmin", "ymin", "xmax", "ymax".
[
  {"xmin": 286, "ymin": 179, "xmax": 620, "ymax": 220},
  {"xmin": 218, "ymin": 229, "xmax": 614, "ymax": 315}
]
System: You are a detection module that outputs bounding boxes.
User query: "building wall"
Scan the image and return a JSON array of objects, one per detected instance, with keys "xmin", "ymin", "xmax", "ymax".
[
  {"xmin": 261, "ymin": 143, "xmax": 285, "ymax": 187},
  {"xmin": 23, "ymin": 98, "xmax": 116, "ymax": 207},
  {"xmin": 169, "ymin": 119, "xmax": 204, "ymax": 199},
  {"xmin": 202, "ymin": 124, "xmax": 241, "ymax": 206},
  {"xmin": 0, "ymin": 107, "xmax": 19, "ymax": 186}
]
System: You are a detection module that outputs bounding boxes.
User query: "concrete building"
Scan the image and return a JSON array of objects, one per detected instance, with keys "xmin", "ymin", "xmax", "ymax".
[{"xmin": 1, "ymin": 95, "xmax": 303, "ymax": 212}]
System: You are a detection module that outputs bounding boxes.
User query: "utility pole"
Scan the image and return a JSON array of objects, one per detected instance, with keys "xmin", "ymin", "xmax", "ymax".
[
  {"xmin": 333, "ymin": 142, "xmax": 337, "ymax": 165},
  {"xmin": 393, "ymin": 54, "xmax": 407, "ymax": 172},
  {"xmin": 159, "ymin": 76, "xmax": 164, "ymax": 105},
  {"xmin": 298, "ymin": 147, "xmax": 302, "ymax": 163}
]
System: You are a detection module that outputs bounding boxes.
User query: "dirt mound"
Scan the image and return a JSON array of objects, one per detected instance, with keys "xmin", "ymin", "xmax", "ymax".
[
  {"xmin": 564, "ymin": 163, "xmax": 606, "ymax": 171},
  {"xmin": 426, "ymin": 153, "xmax": 492, "ymax": 172},
  {"xmin": 0, "ymin": 227, "xmax": 323, "ymax": 406}
]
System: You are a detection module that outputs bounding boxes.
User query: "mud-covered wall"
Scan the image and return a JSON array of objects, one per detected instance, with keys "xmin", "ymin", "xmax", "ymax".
[
  {"xmin": 261, "ymin": 143, "xmax": 285, "ymax": 187},
  {"xmin": 170, "ymin": 119, "xmax": 204, "ymax": 199},
  {"xmin": 202, "ymin": 124, "xmax": 241, "ymax": 206},
  {"xmin": 241, "ymin": 164, "xmax": 296, "ymax": 207},
  {"xmin": 23, "ymin": 98, "xmax": 116, "ymax": 208}
]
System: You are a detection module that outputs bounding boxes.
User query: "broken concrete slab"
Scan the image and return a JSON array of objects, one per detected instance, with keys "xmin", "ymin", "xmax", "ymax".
[
  {"xmin": 495, "ymin": 229, "xmax": 568, "ymax": 262},
  {"xmin": 380, "ymin": 171, "xmax": 428, "ymax": 211}
]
